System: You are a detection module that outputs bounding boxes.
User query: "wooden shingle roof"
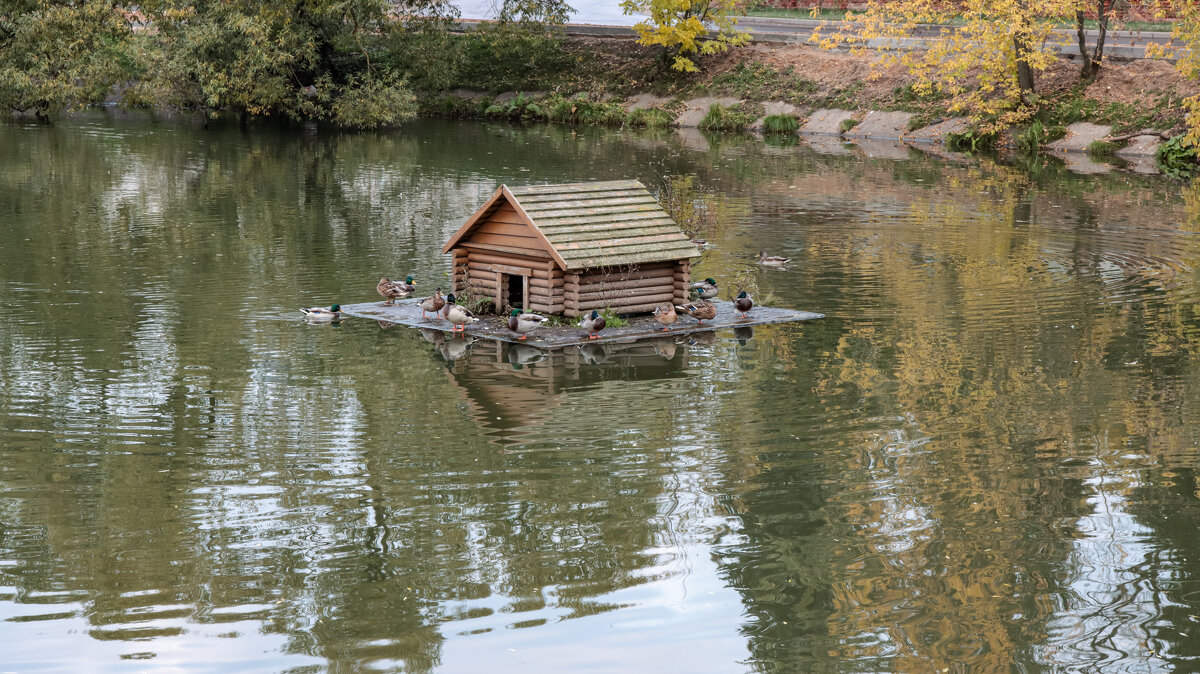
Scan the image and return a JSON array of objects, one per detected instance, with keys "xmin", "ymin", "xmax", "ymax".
[{"xmin": 442, "ymin": 180, "xmax": 700, "ymax": 271}]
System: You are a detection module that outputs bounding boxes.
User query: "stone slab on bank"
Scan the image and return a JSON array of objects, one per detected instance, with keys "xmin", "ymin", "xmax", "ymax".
[
  {"xmin": 801, "ymin": 109, "xmax": 856, "ymax": 135},
  {"xmin": 843, "ymin": 110, "xmax": 915, "ymax": 141},
  {"xmin": 904, "ymin": 117, "xmax": 971, "ymax": 144},
  {"xmin": 338, "ymin": 298, "xmax": 824, "ymax": 349},
  {"xmin": 1048, "ymin": 122, "xmax": 1113, "ymax": 153},
  {"xmin": 1115, "ymin": 134, "xmax": 1164, "ymax": 158}
]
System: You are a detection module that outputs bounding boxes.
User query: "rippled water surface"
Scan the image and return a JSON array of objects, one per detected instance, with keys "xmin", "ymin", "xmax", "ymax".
[{"xmin": 2, "ymin": 115, "xmax": 1199, "ymax": 672}]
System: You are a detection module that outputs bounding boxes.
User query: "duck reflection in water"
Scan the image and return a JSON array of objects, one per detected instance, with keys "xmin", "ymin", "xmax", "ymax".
[
  {"xmin": 507, "ymin": 344, "xmax": 547, "ymax": 369},
  {"xmin": 734, "ymin": 325, "xmax": 755, "ymax": 346}
]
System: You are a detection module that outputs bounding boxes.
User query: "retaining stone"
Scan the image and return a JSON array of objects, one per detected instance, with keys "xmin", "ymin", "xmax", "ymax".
[
  {"xmin": 801, "ymin": 109, "xmax": 856, "ymax": 136},
  {"xmin": 905, "ymin": 117, "xmax": 971, "ymax": 144},
  {"xmin": 1047, "ymin": 122, "xmax": 1113, "ymax": 153},
  {"xmin": 843, "ymin": 111, "xmax": 915, "ymax": 141}
]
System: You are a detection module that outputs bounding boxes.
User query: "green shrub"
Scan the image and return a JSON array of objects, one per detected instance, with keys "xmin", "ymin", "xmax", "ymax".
[
  {"xmin": 762, "ymin": 113, "xmax": 799, "ymax": 134},
  {"xmin": 839, "ymin": 117, "xmax": 858, "ymax": 133},
  {"xmin": 699, "ymin": 103, "xmax": 755, "ymax": 132},
  {"xmin": 483, "ymin": 92, "xmax": 546, "ymax": 121},
  {"xmin": 1157, "ymin": 135, "xmax": 1199, "ymax": 178},
  {"xmin": 946, "ymin": 129, "xmax": 995, "ymax": 152},
  {"xmin": 1088, "ymin": 140, "xmax": 1116, "ymax": 156},
  {"xmin": 541, "ymin": 94, "xmax": 626, "ymax": 126}
]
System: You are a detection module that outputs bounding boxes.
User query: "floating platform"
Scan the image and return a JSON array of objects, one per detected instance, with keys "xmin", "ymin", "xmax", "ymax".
[{"xmin": 338, "ymin": 298, "xmax": 824, "ymax": 349}]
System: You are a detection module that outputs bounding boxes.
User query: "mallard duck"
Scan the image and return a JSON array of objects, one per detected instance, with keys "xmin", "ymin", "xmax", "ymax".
[
  {"xmin": 675, "ymin": 299, "xmax": 717, "ymax": 324},
  {"xmin": 419, "ymin": 288, "xmax": 445, "ymax": 318},
  {"xmin": 377, "ymin": 276, "xmax": 415, "ymax": 304},
  {"xmin": 579, "ymin": 309, "xmax": 607, "ymax": 340},
  {"xmin": 507, "ymin": 309, "xmax": 547, "ymax": 340},
  {"xmin": 653, "ymin": 303, "xmax": 677, "ymax": 331},
  {"xmin": 443, "ymin": 295, "xmax": 479, "ymax": 334},
  {"xmin": 301, "ymin": 304, "xmax": 344, "ymax": 321},
  {"xmin": 734, "ymin": 291, "xmax": 754, "ymax": 318},
  {"xmin": 758, "ymin": 251, "xmax": 790, "ymax": 267},
  {"xmin": 689, "ymin": 277, "xmax": 719, "ymax": 300}
]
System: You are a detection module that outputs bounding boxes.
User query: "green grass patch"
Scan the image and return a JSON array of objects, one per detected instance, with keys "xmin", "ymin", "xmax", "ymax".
[
  {"xmin": 839, "ymin": 118, "xmax": 858, "ymax": 133},
  {"xmin": 699, "ymin": 103, "xmax": 758, "ymax": 133},
  {"xmin": 1088, "ymin": 140, "xmax": 1117, "ymax": 156},
  {"xmin": 627, "ymin": 106, "xmax": 674, "ymax": 128},
  {"xmin": 762, "ymin": 113, "xmax": 799, "ymax": 134}
]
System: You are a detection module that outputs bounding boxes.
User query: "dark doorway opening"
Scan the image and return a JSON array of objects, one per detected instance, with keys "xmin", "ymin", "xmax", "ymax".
[{"xmin": 505, "ymin": 274, "xmax": 526, "ymax": 310}]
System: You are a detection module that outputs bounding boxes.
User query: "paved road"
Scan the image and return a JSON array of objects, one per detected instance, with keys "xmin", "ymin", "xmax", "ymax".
[{"xmin": 452, "ymin": 1, "xmax": 1176, "ymax": 58}]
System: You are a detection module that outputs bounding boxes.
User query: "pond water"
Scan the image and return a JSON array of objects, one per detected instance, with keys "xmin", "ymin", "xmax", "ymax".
[{"xmin": 1, "ymin": 115, "xmax": 1199, "ymax": 672}]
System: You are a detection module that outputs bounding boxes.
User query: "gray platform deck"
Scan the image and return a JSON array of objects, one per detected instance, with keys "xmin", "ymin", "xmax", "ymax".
[{"xmin": 339, "ymin": 299, "xmax": 823, "ymax": 349}]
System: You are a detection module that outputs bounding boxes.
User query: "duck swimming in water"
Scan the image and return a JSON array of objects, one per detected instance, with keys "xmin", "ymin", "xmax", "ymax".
[
  {"xmin": 758, "ymin": 251, "xmax": 790, "ymax": 267},
  {"xmin": 301, "ymin": 304, "xmax": 344, "ymax": 321}
]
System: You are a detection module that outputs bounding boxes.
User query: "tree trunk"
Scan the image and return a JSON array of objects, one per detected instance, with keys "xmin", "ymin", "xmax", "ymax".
[
  {"xmin": 1013, "ymin": 23, "xmax": 1035, "ymax": 94},
  {"xmin": 1091, "ymin": 0, "xmax": 1110, "ymax": 75},
  {"xmin": 1077, "ymin": 10, "xmax": 1095, "ymax": 78}
]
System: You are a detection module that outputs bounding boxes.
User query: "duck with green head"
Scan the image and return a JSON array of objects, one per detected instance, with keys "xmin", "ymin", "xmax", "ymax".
[
  {"xmin": 302, "ymin": 304, "xmax": 344, "ymax": 321},
  {"xmin": 734, "ymin": 291, "xmax": 753, "ymax": 318},
  {"xmin": 579, "ymin": 310, "xmax": 607, "ymax": 340},
  {"xmin": 689, "ymin": 277, "xmax": 719, "ymax": 300},
  {"xmin": 508, "ymin": 309, "xmax": 547, "ymax": 340},
  {"xmin": 378, "ymin": 276, "xmax": 416, "ymax": 304}
]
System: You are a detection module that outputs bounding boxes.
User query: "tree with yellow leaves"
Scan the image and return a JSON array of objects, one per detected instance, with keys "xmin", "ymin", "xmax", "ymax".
[
  {"xmin": 1157, "ymin": 0, "xmax": 1200, "ymax": 143},
  {"xmin": 812, "ymin": 0, "xmax": 1076, "ymax": 130},
  {"xmin": 620, "ymin": 0, "xmax": 749, "ymax": 72}
]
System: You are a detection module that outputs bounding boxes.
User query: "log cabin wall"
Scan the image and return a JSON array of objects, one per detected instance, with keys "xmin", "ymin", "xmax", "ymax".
[{"xmin": 562, "ymin": 262, "xmax": 678, "ymax": 317}]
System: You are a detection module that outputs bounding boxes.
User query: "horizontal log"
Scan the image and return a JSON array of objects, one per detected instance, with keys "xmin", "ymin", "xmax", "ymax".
[
  {"xmin": 577, "ymin": 267, "xmax": 675, "ymax": 283},
  {"xmin": 467, "ymin": 232, "xmax": 548, "ymax": 253},
  {"xmin": 565, "ymin": 277, "xmax": 674, "ymax": 293},
  {"xmin": 467, "ymin": 251, "xmax": 556, "ymax": 273},
  {"xmin": 476, "ymin": 221, "xmax": 537, "ymax": 238},
  {"xmin": 529, "ymin": 303, "xmax": 563, "ymax": 314},
  {"xmin": 575, "ymin": 287, "xmax": 675, "ymax": 303},
  {"xmin": 566, "ymin": 291, "xmax": 676, "ymax": 310},
  {"xmin": 466, "ymin": 263, "xmax": 555, "ymax": 281},
  {"xmin": 462, "ymin": 242, "xmax": 552, "ymax": 260},
  {"xmin": 575, "ymin": 299, "xmax": 676, "ymax": 314}
]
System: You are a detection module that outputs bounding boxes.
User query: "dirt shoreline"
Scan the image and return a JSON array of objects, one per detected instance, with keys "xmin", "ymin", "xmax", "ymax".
[{"xmin": 430, "ymin": 37, "xmax": 1196, "ymax": 171}]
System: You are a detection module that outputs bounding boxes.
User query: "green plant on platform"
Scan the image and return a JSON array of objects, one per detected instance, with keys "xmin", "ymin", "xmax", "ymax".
[
  {"xmin": 1088, "ymin": 140, "xmax": 1117, "ymax": 156},
  {"xmin": 839, "ymin": 118, "xmax": 859, "ymax": 133},
  {"xmin": 762, "ymin": 114, "xmax": 799, "ymax": 134},
  {"xmin": 598, "ymin": 309, "xmax": 629, "ymax": 328},
  {"xmin": 699, "ymin": 103, "xmax": 755, "ymax": 132},
  {"xmin": 1158, "ymin": 136, "xmax": 1200, "ymax": 178}
]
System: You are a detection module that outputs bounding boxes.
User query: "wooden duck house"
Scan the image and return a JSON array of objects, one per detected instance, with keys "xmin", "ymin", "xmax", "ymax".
[{"xmin": 443, "ymin": 180, "xmax": 700, "ymax": 317}]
